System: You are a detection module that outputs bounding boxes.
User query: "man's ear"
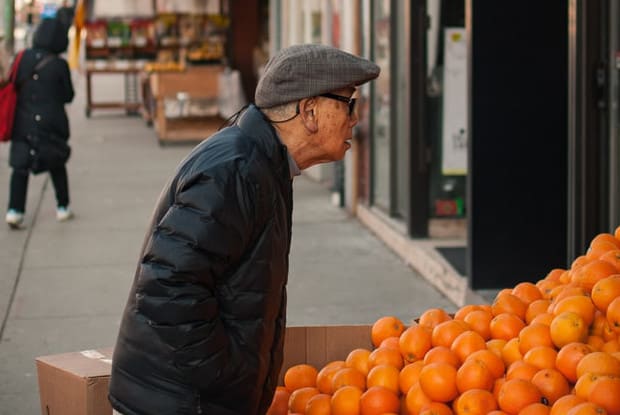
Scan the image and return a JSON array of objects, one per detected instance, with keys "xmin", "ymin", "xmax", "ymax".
[{"xmin": 299, "ymin": 98, "xmax": 319, "ymax": 133}]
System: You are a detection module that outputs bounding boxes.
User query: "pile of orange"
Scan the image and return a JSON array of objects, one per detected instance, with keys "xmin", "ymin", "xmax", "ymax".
[{"xmin": 267, "ymin": 226, "xmax": 620, "ymax": 415}]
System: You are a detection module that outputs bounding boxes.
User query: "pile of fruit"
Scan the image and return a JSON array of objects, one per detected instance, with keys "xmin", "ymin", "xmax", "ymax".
[{"xmin": 267, "ymin": 226, "xmax": 620, "ymax": 415}]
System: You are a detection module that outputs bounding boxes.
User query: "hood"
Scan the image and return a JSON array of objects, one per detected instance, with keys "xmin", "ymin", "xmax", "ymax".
[{"xmin": 32, "ymin": 18, "xmax": 68, "ymax": 53}]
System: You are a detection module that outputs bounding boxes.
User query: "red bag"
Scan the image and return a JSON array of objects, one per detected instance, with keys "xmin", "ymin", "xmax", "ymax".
[{"xmin": 0, "ymin": 51, "xmax": 25, "ymax": 142}]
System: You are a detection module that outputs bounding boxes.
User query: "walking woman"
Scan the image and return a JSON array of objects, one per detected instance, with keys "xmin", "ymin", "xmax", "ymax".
[{"xmin": 5, "ymin": 17, "xmax": 74, "ymax": 228}]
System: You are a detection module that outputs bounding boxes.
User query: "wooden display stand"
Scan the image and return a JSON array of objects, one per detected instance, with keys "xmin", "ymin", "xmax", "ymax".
[
  {"xmin": 149, "ymin": 65, "xmax": 226, "ymax": 144},
  {"xmin": 85, "ymin": 62, "xmax": 143, "ymax": 117}
]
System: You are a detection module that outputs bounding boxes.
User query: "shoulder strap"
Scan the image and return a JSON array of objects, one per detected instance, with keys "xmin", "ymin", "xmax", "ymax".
[
  {"xmin": 8, "ymin": 50, "xmax": 26, "ymax": 83},
  {"xmin": 15, "ymin": 52, "xmax": 56, "ymax": 89}
]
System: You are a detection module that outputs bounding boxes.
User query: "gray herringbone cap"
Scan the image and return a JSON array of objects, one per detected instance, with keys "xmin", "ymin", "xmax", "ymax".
[{"xmin": 255, "ymin": 44, "xmax": 380, "ymax": 108}]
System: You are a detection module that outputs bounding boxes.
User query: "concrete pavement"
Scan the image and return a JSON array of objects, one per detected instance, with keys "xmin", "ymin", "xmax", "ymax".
[{"xmin": 0, "ymin": 70, "xmax": 457, "ymax": 414}]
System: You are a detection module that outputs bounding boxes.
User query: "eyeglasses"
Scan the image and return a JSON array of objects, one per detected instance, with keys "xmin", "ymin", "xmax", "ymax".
[{"xmin": 319, "ymin": 93, "xmax": 357, "ymax": 116}]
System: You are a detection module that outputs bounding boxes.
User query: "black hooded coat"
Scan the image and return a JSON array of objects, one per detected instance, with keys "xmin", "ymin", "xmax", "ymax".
[{"xmin": 9, "ymin": 18, "xmax": 74, "ymax": 170}]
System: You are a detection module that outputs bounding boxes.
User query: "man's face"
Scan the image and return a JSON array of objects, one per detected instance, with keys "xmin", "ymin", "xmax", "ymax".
[{"xmin": 313, "ymin": 87, "xmax": 359, "ymax": 162}]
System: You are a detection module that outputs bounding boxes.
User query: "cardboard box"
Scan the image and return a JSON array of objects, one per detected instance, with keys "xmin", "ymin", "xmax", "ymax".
[
  {"xmin": 36, "ymin": 348, "xmax": 114, "ymax": 415},
  {"xmin": 36, "ymin": 325, "xmax": 373, "ymax": 415}
]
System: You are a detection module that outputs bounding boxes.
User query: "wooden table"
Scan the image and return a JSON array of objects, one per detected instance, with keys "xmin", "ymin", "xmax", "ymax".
[{"xmin": 84, "ymin": 63, "xmax": 143, "ymax": 117}]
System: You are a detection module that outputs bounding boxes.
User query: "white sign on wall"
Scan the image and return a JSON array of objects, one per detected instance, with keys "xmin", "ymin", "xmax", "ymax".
[{"xmin": 441, "ymin": 27, "xmax": 468, "ymax": 175}]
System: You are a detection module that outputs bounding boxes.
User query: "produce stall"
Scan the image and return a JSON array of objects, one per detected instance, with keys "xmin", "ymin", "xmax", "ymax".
[{"xmin": 81, "ymin": 0, "xmax": 236, "ymax": 143}]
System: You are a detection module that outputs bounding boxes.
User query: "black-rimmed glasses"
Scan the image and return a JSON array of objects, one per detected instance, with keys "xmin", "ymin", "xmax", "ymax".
[{"xmin": 319, "ymin": 93, "xmax": 357, "ymax": 116}]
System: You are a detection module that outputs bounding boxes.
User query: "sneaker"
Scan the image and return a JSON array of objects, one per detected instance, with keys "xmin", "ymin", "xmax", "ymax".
[
  {"xmin": 56, "ymin": 206, "xmax": 73, "ymax": 222},
  {"xmin": 5, "ymin": 209, "xmax": 24, "ymax": 229}
]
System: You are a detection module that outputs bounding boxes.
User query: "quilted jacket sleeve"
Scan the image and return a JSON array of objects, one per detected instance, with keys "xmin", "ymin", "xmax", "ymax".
[{"xmin": 135, "ymin": 166, "xmax": 259, "ymax": 387}]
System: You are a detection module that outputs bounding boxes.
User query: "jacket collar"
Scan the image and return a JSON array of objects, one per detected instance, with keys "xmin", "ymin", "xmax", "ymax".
[{"xmin": 237, "ymin": 105, "xmax": 292, "ymax": 179}]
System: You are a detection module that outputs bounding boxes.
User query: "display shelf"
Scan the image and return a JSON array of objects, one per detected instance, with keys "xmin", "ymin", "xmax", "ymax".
[{"xmin": 149, "ymin": 65, "xmax": 226, "ymax": 144}]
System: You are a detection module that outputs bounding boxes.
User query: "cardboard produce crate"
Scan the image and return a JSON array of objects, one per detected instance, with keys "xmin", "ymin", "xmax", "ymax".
[{"xmin": 36, "ymin": 325, "xmax": 373, "ymax": 415}]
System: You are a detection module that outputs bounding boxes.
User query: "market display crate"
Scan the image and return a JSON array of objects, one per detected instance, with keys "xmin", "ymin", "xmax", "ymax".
[{"xmin": 35, "ymin": 325, "xmax": 371, "ymax": 415}]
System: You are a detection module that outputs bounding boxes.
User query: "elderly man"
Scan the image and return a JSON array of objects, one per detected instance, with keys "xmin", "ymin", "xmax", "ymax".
[{"xmin": 108, "ymin": 44, "xmax": 380, "ymax": 415}]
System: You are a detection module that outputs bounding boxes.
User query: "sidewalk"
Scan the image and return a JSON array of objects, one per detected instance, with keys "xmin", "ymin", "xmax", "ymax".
[{"xmin": 0, "ymin": 71, "xmax": 457, "ymax": 414}]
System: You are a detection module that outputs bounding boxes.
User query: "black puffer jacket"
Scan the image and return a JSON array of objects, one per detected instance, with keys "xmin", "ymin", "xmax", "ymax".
[
  {"xmin": 109, "ymin": 105, "xmax": 293, "ymax": 415},
  {"xmin": 9, "ymin": 18, "xmax": 74, "ymax": 170}
]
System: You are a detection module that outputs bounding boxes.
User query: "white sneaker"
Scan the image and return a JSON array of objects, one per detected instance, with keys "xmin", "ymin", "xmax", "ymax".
[
  {"xmin": 56, "ymin": 206, "xmax": 73, "ymax": 222},
  {"xmin": 6, "ymin": 209, "xmax": 24, "ymax": 229}
]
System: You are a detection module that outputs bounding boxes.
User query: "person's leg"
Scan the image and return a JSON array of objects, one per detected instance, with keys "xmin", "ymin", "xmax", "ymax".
[
  {"xmin": 8, "ymin": 168, "xmax": 29, "ymax": 212},
  {"xmin": 6, "ymin": 168, "xmax": 29, "ymax": 228},
  {"xmin": 49, "ymin": 165, "xmax": 73, "ymax": 221},
  {"xmin": 49, "ymin": 165, "xmax": 70, "ymax": 208}
]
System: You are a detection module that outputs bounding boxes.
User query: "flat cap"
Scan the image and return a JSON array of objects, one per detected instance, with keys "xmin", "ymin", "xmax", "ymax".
[{"xmin": 255, "ymin": 44, "xmax": 380, "ymax": 108}]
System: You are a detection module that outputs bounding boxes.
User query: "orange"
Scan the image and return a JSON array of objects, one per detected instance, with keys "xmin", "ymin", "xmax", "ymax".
[
  {"xmin": 493, "ymin": 376, "xmax": 506, "ymax": 403},
  {"xmin": 399, "ymin": 324, "xmax": 432, "ymax": 363},
  {"xmin": 490, "ymin": 313, "xmax": 526, "ymax": 341},
  {"xmin": 519, "ymin": 323, "xmax": 553, "ymax": 354},
  {"xmin": 463, "ymin": 309, "xmax": 494, "ymax": 340},
  {"xmin": 607, "ymin": 297, "xmax": 620, "ymax": 334},
  {"xmin": 432, "ymin": 319, "xmax": 470, "ymax": 348},
  {"xmin": 450, "ymin": 330, "xmax": 487, "ymax": 364},
  {"xmin": 501, "ymin": 337, "xmax": 524, "ymax": 367},
  {"xmin": 576, "ymin": 351, "xmax": 620, "ymax": 379},
  {"xmin": 587, "ymin": 240, "xmax": 620, "ymax": 261},
  {"xmin": 571, "ymin": 259, "xmax": 619, "ymax": 292},
  {"xmin": 288, "ymin": 386, "xmax": 320, "ymax": 413},
  {"xmin": 615, "ymin": 225, "xmax": 620, "ymax": 240},
  {"xmin": 332, "ymin": 367, "xmax": 367, "ymax": 391},
  {"xmin": 418, "ymin": 362, "xmax": 459, "ymax": 402},
  {"xmin": 331, "ymin": 385, "xmax": 363, "ymax": 415},
  {"xmin": 497, "ymin": 378, "xmax": 543, "ymax": 415},
  {"xmin": 418, "ymin": 307, "xmax": 453, "ymax": 329},
  {"xmin": 588, "ymin": 335, "xmax": 606, "ymax": 351},
  {"xmin": 552, "ymin": 295, "xmax": 596, "ymax": 326},
  {"xmin": 379, "ymin": 336, "xmax": 401, "ymax": 351},
  {"xmin": 512, "ymin": 281, "xmax": 544, "ymax": 305},
  {"xmin": 602, "ymin": 339, "xmax": 620, "ymax": 353},
  {"xmin": 453, "ymin": 388, "xmax": 498, "ymax": 414},
  {"xmin": 519, "ymin": 403, "xmax": 551, "ymax": 415},
  {"xmin": 424, "ymin": 345, "xmax": 460, "ymax": 367},
  {"xmin": 531, "ymin": 312, "xmax": 555, "ymax": 326},
  {"xmin": 467, "ymin": 349, "xmax": 506, "ymax": 379},
  {"xmin": 550, "ymin": 394, "xmax": 586, "ymax": 415},
  {"xmin": 537, "ymin": 279, "xmax": 562, "ymax": 299},
  {"xmin": 284, "ymin": 364, "xmax": 319, "ymax": 392},
  {"xmin": 366, "ymin": 364, "xmax": 400, "ymax": 394},
  {"xmin": 487, "ymin": 338, "xmax": 508, "ymax": 359},
  {"xmin": 405, "ymin": 382, "xmax": 432, "ymax": 415},
  {"xmin": 526, "ymin": 299, "xmax": 553, "ymax": 324},
  {"xmin": 359, "ymin": 386, "xmax": 400, "ymax": 415},
  {"xmin": 523, "ymin": 346, "xmax": 558, "ymax": 371},
  {"xmin": 316, "ymin": 360, "xmax": 346, "ymax": 394},
  {"xmin": 548, "ymin": 284, "xmax": 587, "ymax": 305},
  {"xmin": 266, "ymin": 386, "xmax": 290, "ymax": 415},
  {"xmin": 492, "ymin": 292, "xmax": 527, "ymax": 320},
  {"xmin": 592, "ymin": 275, "xmax": 620, "ymax": 313},
  {"xmin": 555, "ymin": 342, "xmax": 594, "ymax": 383},
  {"xmin": 545, "ymin": 268, "xmax": 567, "ymax": 281},
  {"xmin": 599, "ymin": 250, "xmax": 620, "ymax": 272},
  {"xmin": 566, "ymin": 402, "xmax": 610, "ymax": 415},
  {"xmin": 530, "ymin": 368, "xmax": 570, "ymax": 405},
  {"xmin": 506, "ymin": 360, "xmax": 539, "ymax": 382},
  {"xmin": 454, "ymin": 304, "xmax": 483, "ymax": 320},
  {"xmin": 305, "ymin": 393, "xmax": 332, "ymax": 415},
  {"xmin": 550, "ymin": 311, "xmax": 589, "ymax": 348},
  {"xmin": 345, "ymin": 348, "xmax": 372, "ymax": 376},
  {"xmin": 368, "ymin": 346, "xmax": 403, "ymax": 370},
  {"xmin": 575, "ymin": 372, "xmax": 606, "ymax": 399},
  {"xmin": 399, "ymin": 360, "xmax": 424, "ymax": 394},
  {"xmin": 418, "ymin": 401, "xmax": 454, "ymax": 415},
  {"xmin": 588, "ymin": 375, "xmax": 620, "ymax": 415},
  {"xmin": 371, "ymin": 316, "xmax": 405, "ymax": 348},
  {"xmin": 456, "ymin": 358, "xmax": 495, "ymax": 393}
]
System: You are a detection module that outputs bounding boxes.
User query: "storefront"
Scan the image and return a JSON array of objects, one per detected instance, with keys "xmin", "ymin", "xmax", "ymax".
[{"xmin": 270, "ymin": 1, "xmax": 620, "ymax": 299}]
